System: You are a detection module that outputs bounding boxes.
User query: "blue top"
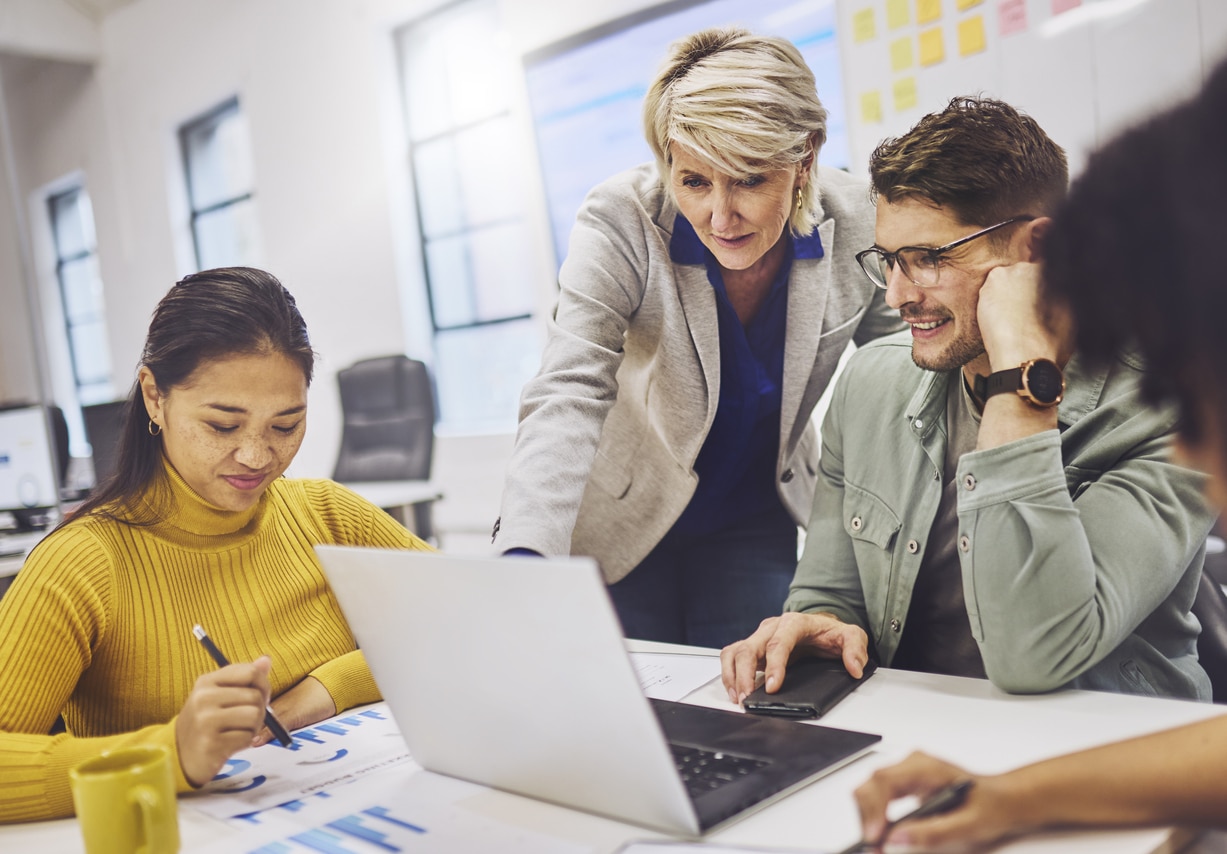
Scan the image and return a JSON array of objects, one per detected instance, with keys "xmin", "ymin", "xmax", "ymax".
[{"xmin": 670, "ymin": 215, "xmax": 824, "ymax": 535}]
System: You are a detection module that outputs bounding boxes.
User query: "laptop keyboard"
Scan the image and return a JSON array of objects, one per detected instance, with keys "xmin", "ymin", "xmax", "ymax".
[{"xmin": 670, "ymin": 743, "xmax": 770, "ymax": 798}]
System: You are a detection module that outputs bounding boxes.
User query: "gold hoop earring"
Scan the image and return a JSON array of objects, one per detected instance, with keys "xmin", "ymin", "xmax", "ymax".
[
  {"xmin": 148, "ymin": 420, "xmax": 162, "ymax": 437},
  {"xmin": 795, "ymin": 186, "xmax": 804, "ymax": 212}
]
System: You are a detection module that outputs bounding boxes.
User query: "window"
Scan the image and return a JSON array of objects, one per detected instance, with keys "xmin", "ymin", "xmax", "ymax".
[
  {"xmin": 47, "ymin": 186, "xmax": 113, "ymax": 407},
  {"xmin": 396, "ymin": 0, "xmax": 542, "ymax": 433},
  {"xmin": 179, "ymin": 97, "xmax": 261, "ymax": 270}
]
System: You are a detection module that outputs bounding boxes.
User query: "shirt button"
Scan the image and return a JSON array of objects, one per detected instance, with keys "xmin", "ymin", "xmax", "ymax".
[
  {"xmin": 959, "ymin": 534, "xmax": 970, "ymax": 552},
  {"xmin": 963, "ymin": 474, "xmax": 976, "ymax": 490},
  {"xmin": 913, "ymin": 418, "xmax": 924, "ymax": 430},
  {"xmin": 850, "ymin": 516, "xmax": 863, "ymax": 531},
  {"xmin": 906, "ymin": 539, "xmax": 919, "ymax": 554},
  {"xmin": 781, "ymin": 468, "xmax": 795, "ymax": 483},
  {"xmin": 890, "ymin": 618, "xmax": 901, "ymax": 632}
]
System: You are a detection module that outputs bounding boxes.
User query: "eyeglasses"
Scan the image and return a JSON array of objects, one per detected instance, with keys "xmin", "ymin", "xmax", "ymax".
[{"xmin": 855, "ymin": 216, "xmax": 1035, "ymax": 289}]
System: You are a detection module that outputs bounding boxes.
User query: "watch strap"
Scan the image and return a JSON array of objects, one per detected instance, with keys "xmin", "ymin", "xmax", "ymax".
[{"xmin": 974, "ymin": 367, "xmax": 1023, "ymax": 402}]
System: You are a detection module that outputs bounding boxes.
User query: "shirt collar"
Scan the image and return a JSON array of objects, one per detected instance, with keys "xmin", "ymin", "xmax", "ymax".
[{"xmin": 669, "ymin": 214, "xmax": 824, "ymax": 265}]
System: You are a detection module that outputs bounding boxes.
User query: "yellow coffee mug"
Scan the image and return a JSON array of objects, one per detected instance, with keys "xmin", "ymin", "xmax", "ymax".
[{"xmin": 69, "ymin": 745, "xmax": 180, "ymax": 854}]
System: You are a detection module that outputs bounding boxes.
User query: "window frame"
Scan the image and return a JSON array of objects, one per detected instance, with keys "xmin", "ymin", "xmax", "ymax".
[{"xmin": 178, "ymin": 96, "xmax": 255, "ymax": 271}]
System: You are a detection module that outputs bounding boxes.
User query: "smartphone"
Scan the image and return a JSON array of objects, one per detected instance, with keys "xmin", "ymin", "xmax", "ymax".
[{"xmin": 743, "ymin": 657, "xmax": 877, "ymax": 719}]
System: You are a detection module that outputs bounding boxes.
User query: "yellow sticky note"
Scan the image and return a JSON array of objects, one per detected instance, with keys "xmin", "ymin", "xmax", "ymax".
[
  {"xmin": 958, "ymin": 15, "xmax": 987, "ymax": 55},
  {"xmin": 917, "ymin": 0, "xmax": 941, "ymax": 24},
  {"xmin": 853, "ymin": 7, "xmax": 876, "ymax": 43},
  {"xmin": 956, "ymin": 0, "xmax": 983, "ymax": 9},
  {"xmin": 887, "ymin": 0, "xmax": 910, "ymax": 28},
  {"xmin": 893, "ymin": 77, "xmax": 918, "ymax": 111},
  {"xmin": 861, "ymin": 91, "xmax": 884, "ymax": 123},
  {"xmin": 919, "ymin": 26, "xmax": 945, "ymax": 66},
  {"xmin": 890, "ymin": 36, "xmax": 914, "ymax": 71}
]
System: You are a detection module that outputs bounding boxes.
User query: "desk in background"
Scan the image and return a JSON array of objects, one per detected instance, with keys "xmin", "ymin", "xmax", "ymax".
[
  {"xmin": 1, "ymin": 641, "xmax": 1225, "ymax": 852},
  {"xmin": 342, "ymin": 480, "xmax": 443, "ymax": 544},
  {"xmin": 0, "ymin": 529, "xmax": 47, "ymax": 598}
]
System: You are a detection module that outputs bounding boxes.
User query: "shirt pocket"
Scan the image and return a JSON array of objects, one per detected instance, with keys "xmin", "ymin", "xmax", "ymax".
[
  {"xmin": 843, "ymin": 482, "xmax": 901, "ymax": 548},
  {"xmin": 843, "ymin": 482, "xmax": 902, "ymax": 635}
]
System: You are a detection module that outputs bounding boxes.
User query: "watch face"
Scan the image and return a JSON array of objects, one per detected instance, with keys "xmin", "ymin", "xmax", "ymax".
[{"xmin": 1024, "ymin": 360, "xmax": 1064, "ymax": 405}]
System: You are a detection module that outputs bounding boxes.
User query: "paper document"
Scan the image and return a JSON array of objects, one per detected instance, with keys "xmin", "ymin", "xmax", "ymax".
[
  {"xmin": 194, "ymin": 768, "xmax": 595, "ymax": 853},
  {"xmin": 183, "ymin": 703, "xmax": 415, "ymax": 819},
  {"xmin": 631, "ymin": 652, "xmax": 721, "ymax": 701},
  {"xmin": 619, "ymin": 843, "xmax": 815, "ymax": 853}
]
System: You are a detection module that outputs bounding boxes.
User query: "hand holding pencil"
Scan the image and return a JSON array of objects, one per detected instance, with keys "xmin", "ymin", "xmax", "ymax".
[
  {"xmin": 173, "ymin": 625, "xmax": 294, "ymax": 788},
  {"xmin": 193, "ymin": 625, "xmax": 293, "ymax": 747}
]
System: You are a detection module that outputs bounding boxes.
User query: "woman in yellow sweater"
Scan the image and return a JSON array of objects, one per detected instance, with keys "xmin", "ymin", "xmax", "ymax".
[{"xmin": 0, "ymin": 267, "xmax": 430, "ymax": 822}]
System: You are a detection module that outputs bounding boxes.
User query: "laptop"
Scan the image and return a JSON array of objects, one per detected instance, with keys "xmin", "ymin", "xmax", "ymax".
[{"xmin": 315, "ymin": 546, "xmax": 881, "ymax": 837}]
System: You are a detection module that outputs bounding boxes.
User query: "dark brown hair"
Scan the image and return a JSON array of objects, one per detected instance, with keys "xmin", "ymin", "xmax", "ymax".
[
  {"xmin": 869, "ymin": 96, "xmax": 1068, "ymax": 235},
  {"xmin": 1044, "ymin": 60, "xmax": 1227, "ymax": 451}
]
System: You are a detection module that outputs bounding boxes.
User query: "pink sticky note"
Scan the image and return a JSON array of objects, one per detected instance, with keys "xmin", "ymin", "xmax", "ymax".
[
  {"xmin": 1052, "ymin": 0, "xmax": 1082, "ymax": 14},
  {"xmin": 999, "ymin": 0, "xmax": 1027, "ymax": 36}
]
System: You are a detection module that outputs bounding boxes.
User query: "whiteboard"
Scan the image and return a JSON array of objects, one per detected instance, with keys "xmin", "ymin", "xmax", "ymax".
[{"xmin": 834, "ymin": 0, "xmax": 1227, "ymax": 178}]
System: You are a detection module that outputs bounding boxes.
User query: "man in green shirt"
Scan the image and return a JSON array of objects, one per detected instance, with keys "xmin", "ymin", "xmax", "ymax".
[{"xmin": 721, "ymin": 96, "xmax": 1215, "ymax": 701}]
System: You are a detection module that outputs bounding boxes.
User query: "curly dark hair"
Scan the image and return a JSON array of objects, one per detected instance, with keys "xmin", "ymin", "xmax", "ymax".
[{"xmin": 1042, "ymin": 59, "xmax": 1227, "ymax": 452}]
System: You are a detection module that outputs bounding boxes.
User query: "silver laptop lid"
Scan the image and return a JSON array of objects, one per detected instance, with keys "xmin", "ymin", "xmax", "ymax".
[{"xmin": 316, "ymin": 546, "xmax": 700, "ymax": 835}]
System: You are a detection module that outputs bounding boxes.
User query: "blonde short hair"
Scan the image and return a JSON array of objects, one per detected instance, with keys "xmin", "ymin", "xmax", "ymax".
[{"xmin": 643, "ymin": 27, "xmax": 828, "ymax": 236}]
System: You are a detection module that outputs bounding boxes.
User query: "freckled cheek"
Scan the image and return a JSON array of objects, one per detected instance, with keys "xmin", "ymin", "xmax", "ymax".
[{"xmin": 271, "ymin": 433, "xmax": 306, "ymax": 466}]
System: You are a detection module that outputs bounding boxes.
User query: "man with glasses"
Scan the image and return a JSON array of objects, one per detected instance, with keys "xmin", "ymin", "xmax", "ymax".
[{"xmin": 721, "ymin": 96, "xmax": 1215, "ymax": 701}]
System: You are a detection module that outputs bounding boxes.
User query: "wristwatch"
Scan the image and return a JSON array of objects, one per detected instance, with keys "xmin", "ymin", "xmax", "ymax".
[{"xmin": 973, "ymin": 358, "xmax": 1065, "ymax": 408}]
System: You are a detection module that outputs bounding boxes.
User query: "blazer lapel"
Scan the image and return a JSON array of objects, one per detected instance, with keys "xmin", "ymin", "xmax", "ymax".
[
  {"xmin": 780, "ymin": 216, "xmax": 835, "ymax": 457},
  {"xmin": 676, "ymin": 263, "xmax": 720, "ymax": 426}
]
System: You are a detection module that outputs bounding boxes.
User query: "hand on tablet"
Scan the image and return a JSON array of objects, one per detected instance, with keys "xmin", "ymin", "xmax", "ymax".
[{"xmin": 719, "ymin": 612, "xmax": 870, "ymax": 705}]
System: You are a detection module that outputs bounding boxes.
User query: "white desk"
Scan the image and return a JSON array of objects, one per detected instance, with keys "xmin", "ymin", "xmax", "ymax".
[
  {"xmin": 3, "ymin": 642, "xmax": 1225, "ymax": 852},
  {"xmin": 342, "ymin": 480, "xmax": 443, "ymax": 543},
  {"xmin": 0, "ymin": 530, "xmax": 47, "ymax": 596}
]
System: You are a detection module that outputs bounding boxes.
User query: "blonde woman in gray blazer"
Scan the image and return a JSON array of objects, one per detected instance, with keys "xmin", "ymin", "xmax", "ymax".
[{"xmin": 496, "ymin": 28, "xmax": 902, "ymax": 647}]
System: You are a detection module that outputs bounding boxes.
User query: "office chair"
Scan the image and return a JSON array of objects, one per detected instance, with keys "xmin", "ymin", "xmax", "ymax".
[
  {"xmin": 81, "ymin": 400, "xmax": 127, "ymax": 488},
  {"xmin": 332, "ymin": 355, "xmax": 441, "ymax": 542}
]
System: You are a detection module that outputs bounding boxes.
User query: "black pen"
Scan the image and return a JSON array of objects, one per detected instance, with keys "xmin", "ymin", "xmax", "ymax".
[
  {"xmin": 192, "ymin": 624, "xmax": 294, "ymax": 747},
  {"xmin": 836, "ymin": 778, "xmax": 974, "ymax": 854}
]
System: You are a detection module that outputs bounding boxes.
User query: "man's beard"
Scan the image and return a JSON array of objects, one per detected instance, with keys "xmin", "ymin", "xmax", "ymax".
[{"xmin": 908, "ymin": 316, "xmax": 986, "ymax": 373}]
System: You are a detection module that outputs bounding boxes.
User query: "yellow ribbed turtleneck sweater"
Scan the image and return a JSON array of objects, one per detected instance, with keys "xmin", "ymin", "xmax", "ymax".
[{"xmin": 0, "ymin": 462, "xmax": 428, "ymax": 822}]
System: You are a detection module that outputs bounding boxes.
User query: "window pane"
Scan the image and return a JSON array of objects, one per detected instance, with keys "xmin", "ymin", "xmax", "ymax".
[
  {"xmin": 454, "ymin": 115, "xmax": 527, "ymax": 228},
  {"xmin": 445, "ymin": 8, "xmax": 507, "ymax": 127},
  {"xmin": 69, "ymin": 321, "xmax": 112, "ymax": 386},
  {"xmin": 193, "ymin": 198, "xmax": 261, "ymax": 270},
  {"xmin": 400, "ymin": 0, "xmax": 508, "ymax": 139},
  {"xmin": 424, "ymin": 235, "xmax": 475, "ymax": 327},
  {"xmin": 59, "ymin": 256, "xmax": 104, "ymax": 324},
  {"xmin": 468, "ymin": 222, "xmax": 535, "ymax": 321},
  {"xmin": 184, "ymin": 104, "xmax": 255, "ymax": 210},
  {"xmin": 401, "ymin": 21, "xmax": 455, "ymax": 141},
  {"xmin": 434, "ymin": 319, "xmax": 541, "ymax": 432},
  {"xmin": 412, "ymin": 137, "xmax": 463, "ymax": 238},
  {"xmin": 50, "ymin": 189, "xmax": 92, "ymax": 258}
]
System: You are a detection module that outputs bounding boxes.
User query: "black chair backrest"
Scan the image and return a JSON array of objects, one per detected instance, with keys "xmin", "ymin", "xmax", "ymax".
[
  {"xmin": 81, "ymin": 400, "xmax": 127, "ymax": 487},
  {"xmin": 1192, "ymin": 568, "xmax": 1227, "ymax": 704},
  {"xmin": 332, "ymin": 356, "xmax": 435, "ymax": 483}
]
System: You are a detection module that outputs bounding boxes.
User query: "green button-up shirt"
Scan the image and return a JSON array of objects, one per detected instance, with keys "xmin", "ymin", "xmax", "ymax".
[{"xmin": 787, "ymin": 331, "xmax": 1214, "ymax": 699}]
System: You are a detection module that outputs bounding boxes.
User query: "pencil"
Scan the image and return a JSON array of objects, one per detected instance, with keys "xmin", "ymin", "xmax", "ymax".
[{"xmin": 191, "ymin": 624, "xmax": 294, "ymax": 747}]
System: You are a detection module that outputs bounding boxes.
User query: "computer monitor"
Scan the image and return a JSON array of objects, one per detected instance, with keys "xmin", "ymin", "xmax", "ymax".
[
  {"xmin": 0, "ymin": 404, "xmax": 61, "ymax": 531},
  {"xmin": 81, "ymin": 400, "xmax": 127, "ymax": 488}
]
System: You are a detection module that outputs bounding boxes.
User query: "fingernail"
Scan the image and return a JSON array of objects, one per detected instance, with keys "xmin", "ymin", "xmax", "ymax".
[
  {"xmin": 737, "ymin": 691, "xmax": 747, "ymax": 704},
  {"xmin": 765, "ymin": 675, "xmax": 777, "ymax": 691},
  {"xmin": 728, "ymin": 688, "xmax": 738, "ymax": 703}
]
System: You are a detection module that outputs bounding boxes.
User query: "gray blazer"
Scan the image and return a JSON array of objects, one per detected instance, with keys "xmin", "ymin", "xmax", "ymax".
[{"xmin": 496, "ymin": 163, "xmax": 903, "ymax": 583}]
